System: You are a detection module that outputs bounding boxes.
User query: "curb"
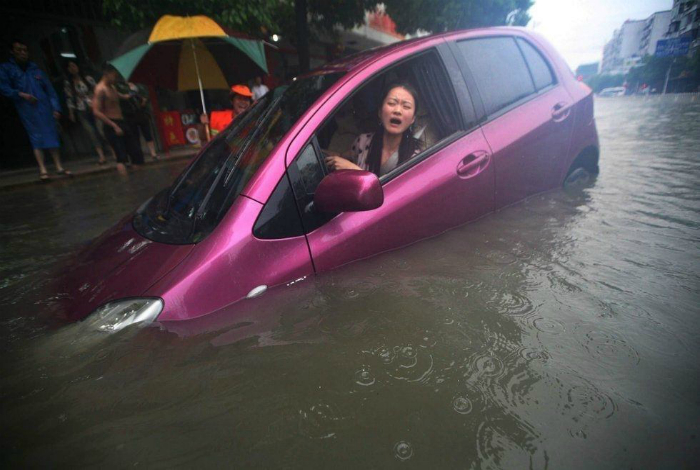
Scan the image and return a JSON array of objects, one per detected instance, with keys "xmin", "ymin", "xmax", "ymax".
[{"xmin": 0, "ymin": 149, "xmax": 199, "ymax": 192}]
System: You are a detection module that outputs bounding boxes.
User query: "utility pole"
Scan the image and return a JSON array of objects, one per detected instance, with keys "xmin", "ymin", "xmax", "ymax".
[{"xmin": 663, "ymin": 58, "xmax": 676, "ymax": 95}]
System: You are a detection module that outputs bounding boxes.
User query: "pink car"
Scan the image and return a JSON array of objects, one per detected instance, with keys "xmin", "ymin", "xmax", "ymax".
[{"xmin": 59, "ymin": 27, "xmax": 599, "ymax": 330}]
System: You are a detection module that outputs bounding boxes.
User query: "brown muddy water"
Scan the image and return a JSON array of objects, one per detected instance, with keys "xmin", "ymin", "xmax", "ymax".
[{"xmin": 1, "ymin": 96, "xmax": 699, "ymax": 468}]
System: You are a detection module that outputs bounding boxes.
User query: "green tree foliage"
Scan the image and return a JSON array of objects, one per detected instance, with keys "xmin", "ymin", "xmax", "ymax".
[
  {"xmin": 102, "ymin": 0, "xmax": 280, "ymax": 35},
  {"xmin": 383, "ymin": 0, "xmax": 533, "ymax": 34},
  {"xmin": 585, "ymin": 51, "xmax": 700, "ymax": 94},
  {"xmin": 103, "ymin": 0, "xmax": 534, "ymax": 73},
  {"xmin": 625, "ymin": 54, "xmax": 699, "ymax": 92},
  {"xmin": 625, "ymin": 55, "xmax": 686, "ymax": 90}
]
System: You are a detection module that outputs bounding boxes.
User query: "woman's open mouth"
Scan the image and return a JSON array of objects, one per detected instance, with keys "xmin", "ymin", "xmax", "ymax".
[{"xmin": 389, "ymin": 118, "xmax": 402, "ymax": 126}]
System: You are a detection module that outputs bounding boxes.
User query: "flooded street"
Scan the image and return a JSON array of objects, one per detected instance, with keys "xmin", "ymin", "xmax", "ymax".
[{"xmin": 1, "ymin": 96, "xmax": 699, "ymax": 468}]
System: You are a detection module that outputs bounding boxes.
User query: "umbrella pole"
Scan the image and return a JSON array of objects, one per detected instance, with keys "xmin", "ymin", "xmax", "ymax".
[{"xmin": 190, "ymin": 39, "xmax": 211, "ymax": 142}]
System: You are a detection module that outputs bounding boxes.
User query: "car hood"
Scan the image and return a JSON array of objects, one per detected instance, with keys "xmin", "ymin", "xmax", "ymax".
[{"xmin": 56, "ymin": 215, "xmax": 194, "ymax": 322}]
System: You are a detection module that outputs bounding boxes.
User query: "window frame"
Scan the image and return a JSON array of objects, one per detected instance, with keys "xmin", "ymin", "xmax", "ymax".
[
  {"xmin": 254, "ymin": 42, "xmax": 486, "ymax": 239},
  {"xmin": 448, "ymin": 35, "xmax": 561, "ymax": 124},
  {"xmin": 310, "ymin": 44, "xmax": 479, "ymax": 186},
  {"xmin": 514, "ymin": 37, "xmax": 558, "ymax": 93}
]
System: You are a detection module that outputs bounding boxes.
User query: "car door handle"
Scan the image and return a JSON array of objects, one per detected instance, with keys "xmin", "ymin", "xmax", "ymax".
[
  {"xmin": 457, "ymin": 151, "xmax": 490, "ymax": 178},
  {"xmin": 551, "ymin": 101, "xmax": 571, "ymax": 122}
]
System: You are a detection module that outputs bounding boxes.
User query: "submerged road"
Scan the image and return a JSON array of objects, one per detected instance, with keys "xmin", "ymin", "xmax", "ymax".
[{"xmin": 0, "ymin": 94, "xmax": 699, "ymax": 468}]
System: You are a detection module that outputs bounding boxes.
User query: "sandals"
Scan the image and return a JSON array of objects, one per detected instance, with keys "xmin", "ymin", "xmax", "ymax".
[
  {"xmin": 56, "ymin": 169, "xmax": 74, "ymax": 177},
  {"xmin": 39, "ymin": 172, "xmax": 50, "ymax": 182}
]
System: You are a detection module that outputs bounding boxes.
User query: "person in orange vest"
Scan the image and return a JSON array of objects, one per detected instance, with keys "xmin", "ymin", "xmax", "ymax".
[{"xmin": 201, "ymin": 84, "xmax": 253, "ymax": 136}]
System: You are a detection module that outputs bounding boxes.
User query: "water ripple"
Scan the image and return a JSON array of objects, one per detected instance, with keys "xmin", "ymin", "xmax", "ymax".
[{"xmin": 393, "ymin": 440, "xmax": 413, "ymax": 460}]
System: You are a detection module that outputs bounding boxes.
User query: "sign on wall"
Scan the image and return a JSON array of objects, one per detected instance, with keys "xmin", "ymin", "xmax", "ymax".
[{"xmin": 655, "ymin": 37, "xmax": 691, "ymax": 58}]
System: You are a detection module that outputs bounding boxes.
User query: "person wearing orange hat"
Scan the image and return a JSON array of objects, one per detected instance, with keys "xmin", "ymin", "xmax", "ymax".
[{"xmin": 203, "ymin": 84, "xmax": 253, "ymax": 136}]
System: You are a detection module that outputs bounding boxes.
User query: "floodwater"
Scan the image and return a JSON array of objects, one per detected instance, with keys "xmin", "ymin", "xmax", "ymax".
[{"xmin": 1, "ymin": 95, "xmax": 699, "ymax": 468}]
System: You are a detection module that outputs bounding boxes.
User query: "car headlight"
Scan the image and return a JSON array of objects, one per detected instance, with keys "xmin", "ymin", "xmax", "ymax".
[{"xmin": 88, "ymin": 298, "xmax": 164, "ymax": 332}]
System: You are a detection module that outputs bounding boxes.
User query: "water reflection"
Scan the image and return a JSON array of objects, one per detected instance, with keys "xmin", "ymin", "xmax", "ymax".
[{"xmin": 1, "ymin": 97, "xmax": 700, "ymax": 468}]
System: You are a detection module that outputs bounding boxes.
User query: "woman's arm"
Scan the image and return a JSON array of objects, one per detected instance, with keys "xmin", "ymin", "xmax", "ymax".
[{"xmin": 324, "ymin": 154, "xmax": 362, "ymax": 171}]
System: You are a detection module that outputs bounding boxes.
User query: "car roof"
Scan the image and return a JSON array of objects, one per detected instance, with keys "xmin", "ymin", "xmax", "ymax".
[{"xmin": 300, "ymin": 26, "xmax": 527, "ymax": 77}]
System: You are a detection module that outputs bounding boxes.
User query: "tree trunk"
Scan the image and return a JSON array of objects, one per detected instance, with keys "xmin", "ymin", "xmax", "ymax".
[{"xmin": 295, "ymin": 0, "xmax": 310, "ymax": 74}]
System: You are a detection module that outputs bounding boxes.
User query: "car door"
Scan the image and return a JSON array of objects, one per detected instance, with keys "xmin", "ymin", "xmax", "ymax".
[
  {"xmin": 451, "ymin": 34, "xmax": 575, "ymax": 209},
  {"xmin": 296, "ymin": 45, "xmax": 496, "ymax": 273}
]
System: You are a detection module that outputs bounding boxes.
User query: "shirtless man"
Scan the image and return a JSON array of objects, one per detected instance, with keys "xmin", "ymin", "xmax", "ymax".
[{"xmin": 92, "ymin": 63, "xmax": 144, "ymax": 171}]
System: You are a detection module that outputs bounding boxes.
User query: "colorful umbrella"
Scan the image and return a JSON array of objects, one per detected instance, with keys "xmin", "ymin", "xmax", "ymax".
[{"xmin": 109, "ymin": 15, "xmax": 267, "ymax": 121}]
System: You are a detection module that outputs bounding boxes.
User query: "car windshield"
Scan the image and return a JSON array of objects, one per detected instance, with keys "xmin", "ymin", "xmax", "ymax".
[{"xmin": 133, "ymin": 72, "xmax": 344, "ymax": 244}]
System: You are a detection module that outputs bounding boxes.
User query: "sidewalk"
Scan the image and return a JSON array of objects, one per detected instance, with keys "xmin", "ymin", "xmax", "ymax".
[{"xmin": 0, "ymin": 147, "xmax": 200, "ymax": 192}]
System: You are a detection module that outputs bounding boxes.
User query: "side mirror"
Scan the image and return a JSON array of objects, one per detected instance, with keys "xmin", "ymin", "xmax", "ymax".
[{"xmin": 314, "ymin": 170, "xmax": 384, "ymax": 213}]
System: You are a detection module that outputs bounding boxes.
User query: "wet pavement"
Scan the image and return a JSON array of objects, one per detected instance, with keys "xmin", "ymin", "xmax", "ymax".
[
  {"xmin": 0, "ymin": 147, "xmax": 198, "ymax": 191},
  {"xmin": 0, "ymin": 94, "xmax": 699, "ymax": 468}
]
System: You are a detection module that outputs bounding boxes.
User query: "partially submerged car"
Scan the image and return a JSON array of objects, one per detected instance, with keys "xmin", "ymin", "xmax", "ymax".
[{"xmin": 59, "ymin": 27, "xmax": 599, "ymax": 330}]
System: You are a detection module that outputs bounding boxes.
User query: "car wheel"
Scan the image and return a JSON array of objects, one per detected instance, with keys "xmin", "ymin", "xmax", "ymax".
[{"xmin": 563, "ymin": 166, "xmax": 592, "ymax": 189}]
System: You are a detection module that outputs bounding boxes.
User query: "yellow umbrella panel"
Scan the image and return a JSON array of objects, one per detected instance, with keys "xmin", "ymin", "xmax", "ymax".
[
  {"xmin": 177, "ymin": 39, "xmax": 229, "ymax": 91},
  {"xmin": 149, "ymin": 15, "xmax": 227, "ymax": 43}
]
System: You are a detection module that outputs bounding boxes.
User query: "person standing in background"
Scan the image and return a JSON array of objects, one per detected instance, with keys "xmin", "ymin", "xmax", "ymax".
[
  {"xmin": 0, "ymin": 39, "xmax": 71, "ymax": 181},
  {"xmin": 63, "ymin": 60, "xmax": 108, "ymax": 165},
  {"xmin": 127, "ymin": 82, "xmax": 158, "ymax": 161},
  {"xmin": 201, "ymin": 84, "xmax": 253, "ymax": 136},
  {"xmin": 92, "ymin": 63, "xmax": 144, "ymax": 173},
  {"xmin": 251, "ymin": 76, "xmax": 269, "ymax": 101}
]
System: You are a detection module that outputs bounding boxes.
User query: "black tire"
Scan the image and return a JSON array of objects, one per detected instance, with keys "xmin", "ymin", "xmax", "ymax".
[{"xmin": 563, "ymin": 167, "xmax": 592, "ymax": 188}]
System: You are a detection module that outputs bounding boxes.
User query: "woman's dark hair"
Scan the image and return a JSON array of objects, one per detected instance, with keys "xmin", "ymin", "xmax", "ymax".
[
  {"xmin": 64, "ymin": 60, "xmax": 93, "ymax": 94},
  {"xmin": 365, "ymin": 81, "xmax": 422, "ymax": 176}
]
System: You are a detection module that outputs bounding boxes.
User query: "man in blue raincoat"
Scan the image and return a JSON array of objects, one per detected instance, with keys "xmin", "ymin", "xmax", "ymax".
[{"xmin": 0, "ymin": 39, "xmax": 71, "ymax": 180}]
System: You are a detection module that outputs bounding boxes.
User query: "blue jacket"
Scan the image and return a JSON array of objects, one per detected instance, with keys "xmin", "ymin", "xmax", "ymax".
[{"xmin": 0, "ymin": 58, "xmax": 61, "ymax": 149}]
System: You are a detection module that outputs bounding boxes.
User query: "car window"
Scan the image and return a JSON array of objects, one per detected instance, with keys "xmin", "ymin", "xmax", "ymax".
[
  {"xmin": 253, "ymin": 142, "xmax": 334, "ymax": 239},
  {"xmin": 134, "ymin": 72, "xmax": 342, "ymax": 244},
  {"xmin": 255, "ymin": 49, "xmax": 471, "ymax": 240},
  {"xmin": 288, "ymin": 142, "xmax": 336, "ymax": 233},
  {"xmin": 253, "ymin": 172, "xmax": 305, "ymax": 239},
  {"xmin": 516, "ymin": 37, "xmax": 555, "ymax": 91},
  {"xmin": 317, "ymin": 49, "xmax": 465, "ymax": 179},
  {"xmin": 456, "ymin": 37, "xmax": 536, "ymax": 116}
]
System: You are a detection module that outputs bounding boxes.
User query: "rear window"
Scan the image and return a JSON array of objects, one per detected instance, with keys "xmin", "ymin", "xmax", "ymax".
[
  {"xmin": 133, "ymin": 72, "xmax": 343, "ymax": 244},
  {"xmin": 516, "ymin": 37, "xmax": 555, "ymax": 91},
  {"xmin": 456, "ymin": 37, "xmax": 535, "ymax": 116}
]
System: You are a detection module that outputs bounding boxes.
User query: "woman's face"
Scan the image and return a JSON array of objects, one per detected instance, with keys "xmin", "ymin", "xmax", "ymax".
[
  {"xmin": 379, "ymin": 86, "xmax": 416, "ymax": 135},
  {"xmin": 232, "ymin": 94, "xmax": 251, "ymax": 114},
  {"xmin": 67, "ymin": 62, "xmax": 79, "ymax": 75}
]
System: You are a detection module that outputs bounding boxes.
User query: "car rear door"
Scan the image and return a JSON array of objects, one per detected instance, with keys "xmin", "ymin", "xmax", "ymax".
[{"xmin": 450, "ymin": 34, "xmax": 575, "ymax": 209}]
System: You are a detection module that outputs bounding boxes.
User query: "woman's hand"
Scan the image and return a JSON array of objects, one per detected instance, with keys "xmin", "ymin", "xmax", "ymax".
[{"xmin": 324, "ymin": 155, "xmax": 362, "ymax": 171}]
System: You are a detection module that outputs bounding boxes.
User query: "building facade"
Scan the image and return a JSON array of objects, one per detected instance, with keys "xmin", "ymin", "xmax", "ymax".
[
  {"xmin": 640, "ymin": 11, "xmax": 673, "ymax": 56},
  {"xmin": 601, "ymin": 20, "xmax": 644, "ymax": 74},
  {"xmin": 601, "ymin": 10, "xmax": 674, "ymax": 75},
  {"xmin": 666, "ymin": 0, "xmax": 700, "ymax": 53}
]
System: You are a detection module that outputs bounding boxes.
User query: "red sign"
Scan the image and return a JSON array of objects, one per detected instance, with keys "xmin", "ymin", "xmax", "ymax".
[{"xmin": 158, "ymin": 111, "xmax": 185, "ymax": 148}]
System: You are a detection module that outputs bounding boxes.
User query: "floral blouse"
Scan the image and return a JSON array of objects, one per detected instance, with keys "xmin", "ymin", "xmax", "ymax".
[{"xmin": 63, "ymin": 75, "xmax": 96, "ymax": 112}]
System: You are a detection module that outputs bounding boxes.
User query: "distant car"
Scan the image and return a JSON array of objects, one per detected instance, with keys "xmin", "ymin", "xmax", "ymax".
[
  {"xmin": 58, "ymin": 27, "xmax": 600, "ymax": 329},
  {"xmin": 598, "ymin": 86, "xmax": 626, "ymax": 97}
]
